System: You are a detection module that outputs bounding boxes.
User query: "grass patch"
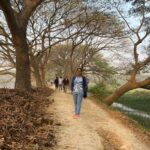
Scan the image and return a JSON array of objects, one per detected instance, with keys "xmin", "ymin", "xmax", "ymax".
[
  {"xmin": 116, "ymin": 90, "xmax": 150, "ymax": 131},
  {"xmin": 127, "ymin": 114, "xmax": 150, "ymax": 132},
  {"xmin": 117, "ymin": 90, "xmax": 150, "ymax": 114},
  {"xmin": 90, "ymin": 85, "xmax": 150, "ymax": 131},
  {"xmin": 89, "ymin": 84, "xmax": 114, "ymax": 100}
]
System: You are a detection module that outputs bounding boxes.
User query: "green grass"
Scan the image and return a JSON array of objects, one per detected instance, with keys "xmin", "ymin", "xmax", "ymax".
[
  {"xmin": 116, "ymin": 90, "xmax": 150, "ymax": 131},
  {"xmin": 127, "ymin": 114, "xmax": 150, "ymax": 132},
  {"xmin": 89, "ymin": 84, "xmax": 114, "ymax": 100},
  {"xmin": 89, "ymin": 85, "xmax": 150, "ymax": 131},
  {"xmin": 117, "ymin": 90, "xmax": 150, "ymax": 114}
]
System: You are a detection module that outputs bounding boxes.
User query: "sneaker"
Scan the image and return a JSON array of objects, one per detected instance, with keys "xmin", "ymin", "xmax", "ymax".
[
  {"xmin": 73, "ymin": 115, "xmax": 77, "ymax": 119},
  {"xmin": 76, "ymin": 115, "xmax": 80, "ymax": 118},
  {"xmin": 73, "ymin": 114, "xmax": 80, "ymax": 119}
]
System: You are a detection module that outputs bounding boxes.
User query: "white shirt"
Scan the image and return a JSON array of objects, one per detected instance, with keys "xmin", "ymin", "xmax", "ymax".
[
  {"xmin": 58, "ymin": 78, "xmax": 63, "ymax": 85},
  {"xmin": 73, "ymin": 77, "xmax": 83, "ymax": 93}
]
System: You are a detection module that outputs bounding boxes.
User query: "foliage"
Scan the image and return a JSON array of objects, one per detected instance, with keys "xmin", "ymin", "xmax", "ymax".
[
  {"xmin": 89, "ymin": 83, "xmax": 115, "ymax": 100},
  {"xmin": 94, "ymin": 57, "xmax": 117, "ymax": 78},
  {"xmin": 48, "ymin": 42, "xmax": 117, "ymax": 80}
]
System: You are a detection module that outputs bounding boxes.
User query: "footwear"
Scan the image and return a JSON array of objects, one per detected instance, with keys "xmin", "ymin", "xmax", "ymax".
[
  {"xmin": 76, "ymin": 115, "xmax": 80, "ymax": 118},
  {"xmin": 73, "ymin": 114, "xmax": 80, "ymax": 119},
  {"xmin": 73, "ymin": 115, "xmax": 77, "ymax": 119}
]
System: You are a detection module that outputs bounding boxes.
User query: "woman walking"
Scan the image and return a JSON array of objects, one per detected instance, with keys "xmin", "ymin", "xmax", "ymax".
[
  {"xmin": 71, "ymin": 68, "xmax": 87, "ymax": 119},
  {"xmin": 58, "ymin": 76, "xmax": 63, "ymax": 91}
]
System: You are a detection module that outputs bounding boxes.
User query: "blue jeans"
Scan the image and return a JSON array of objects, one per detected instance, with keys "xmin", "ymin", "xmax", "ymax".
[{"xmin": 73, "ymin": 92, "xmax": 83, "ymax": 115}]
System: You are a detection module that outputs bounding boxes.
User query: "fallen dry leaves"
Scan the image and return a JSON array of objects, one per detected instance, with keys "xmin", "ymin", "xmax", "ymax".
[{"xmin": 0, "ymin": 88, "xmax": 56, "ymax": 150}]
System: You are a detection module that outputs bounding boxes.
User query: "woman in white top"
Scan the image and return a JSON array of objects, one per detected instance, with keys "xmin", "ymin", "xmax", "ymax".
[
  {"xmin": 71, "ymin": 68, "xmax": 87, "ymax": 118},
  {"xmin": 58, "ymin": 76, "xmax": 63, "ymax": 91}
]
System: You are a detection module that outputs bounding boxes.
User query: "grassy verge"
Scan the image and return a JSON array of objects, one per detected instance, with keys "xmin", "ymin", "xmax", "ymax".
[
  {"xmin": 89, "ymin": 84, "xmax": 150, "ymax": 131},
  {"xmin": 117, "ymin": 90, "xmax": 150, "ymax": 114},
  {"xmin": 116, "ymin": 90, "xmax": 150, "ymax": 131},
  {"xmin": 88, "ymin": 83, "xmax": 114, "ymax": 100},
  {"xmin": 127, "ymin": 114, "xmax": 150, "ymax": 131}
]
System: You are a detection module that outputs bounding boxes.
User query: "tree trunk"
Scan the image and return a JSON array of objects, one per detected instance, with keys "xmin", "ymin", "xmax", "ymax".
[
  {"xmin": 0, "ymin": 0, "xmax": 44, "ymax": 91},
  {"xmin": 104, "ymin": 82, "xmax": 135, "ymax": 105},
  {"xmin": 14, "ymin": 31, "xmax": 31, "ymax": 90},
  {"xmin": 33, "ymin": 68, "xmax": 43, "ymax": 87},
  {"xmin": 141, "ymin": 85, "xmax": 150, "ymax": 90},
  {"xmin": 31, "ymin": 56, "xmax": 43, "ymax": 87},
  {"xmin": 41, "ymin": 65, "xmax": 47, "ymax": 87},
  {"xmin": 104, "ymin": 73, "xmax": 150, "ymax": 105},
  {"xmin": 65, "ymin": 60, "xmax": 74, "ymax": 82}
]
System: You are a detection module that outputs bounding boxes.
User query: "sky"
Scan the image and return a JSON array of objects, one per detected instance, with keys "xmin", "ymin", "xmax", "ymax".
[
  {"xmin": 0, "ymin": 1, "xmax": 150, "ymax": 71},
  {"xmin": 100, "ymin": 0, "xmax": 150, "ymax": 67}
]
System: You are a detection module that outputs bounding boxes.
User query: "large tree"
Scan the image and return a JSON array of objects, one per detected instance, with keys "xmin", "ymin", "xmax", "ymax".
[
  {"xmin": 0, "ymin": 0, "xmax": 123, "ymax": 89},
  {"xmin": 0, "ymin": 0, "xmax": 87, "ymax": 87},
  {"xmin": 28, "ymin": 0, "xmax": 89, "ymax": 87},
  {"xmin": 28, "ymin": 0, "xmax": 120, "ymax": 86},
  {"xmin": 103, "ymin": 0, "xmax": 150, "ymax": 105},
  {"xmin": 48, "ymin": 41, "xmax": 116, "ymax": 81},
  {"xmin": 0, "ymin": 0, "xmax": 44, "ymax": 90}
]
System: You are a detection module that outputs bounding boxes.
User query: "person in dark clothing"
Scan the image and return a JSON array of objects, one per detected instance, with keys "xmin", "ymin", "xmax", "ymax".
[
  {"xmin": 63, "ymin": 77, "xmax": 69, "ymax": 93},
  {"xmin": 54, "ymin": 77, "xmax": 59, "ymax": 90},
  {"xmin": 71, "ymin": 68, "xmax": 88, "ymax": 119}
]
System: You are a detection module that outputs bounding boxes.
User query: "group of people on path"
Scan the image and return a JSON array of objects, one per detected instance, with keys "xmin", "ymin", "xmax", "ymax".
[
  {"xmin": 54, "ymin": 76, "xmax": 69, "ymax": 93},
  {"xmin": 54, "ymin": 68, "xmax": 88, "ymax": 119}
]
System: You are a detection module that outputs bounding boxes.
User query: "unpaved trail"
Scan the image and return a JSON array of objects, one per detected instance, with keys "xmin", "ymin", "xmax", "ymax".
[{"xmin": 48, "ymin": 91, "xmax": 150, "ymax": 150}]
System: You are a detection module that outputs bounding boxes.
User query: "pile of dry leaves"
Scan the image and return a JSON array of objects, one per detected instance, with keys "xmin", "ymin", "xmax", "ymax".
[{"xmin": 0, "ymin": 87, "xmax": 56, "ymax": 150}]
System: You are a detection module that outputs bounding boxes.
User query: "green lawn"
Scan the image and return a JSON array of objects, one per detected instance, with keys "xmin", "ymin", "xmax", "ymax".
[
  {"xmin": 89, "ymin": 85, "xmax": 150, "ymax": 131},
  {"xmin": 117, "ymin": 90, "xmax": 150, "ymax": 114},
  {"xmin": 89, "ymin": 84, "xmax": 114, "ymax": 100},
  {"xmin": 127, "ymin": 114, "xmax": 150, "ymax": 131},
  {"xmin": 116, "ymin": 90, "xmax": 150, "ymax": 131}
]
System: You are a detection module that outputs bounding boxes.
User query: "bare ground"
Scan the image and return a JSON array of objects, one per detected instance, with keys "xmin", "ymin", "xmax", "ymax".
[{"xmin": 48, "ymin": 91, "xmax": 150, "ymax": 150}]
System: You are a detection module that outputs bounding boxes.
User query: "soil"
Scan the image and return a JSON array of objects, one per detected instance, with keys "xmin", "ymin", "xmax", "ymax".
[
  {"xmin": 50, "ymin": 91, "xmax": 150, "ymax": 150},
  {"xmin": 2, "ymin": 87, "xmax": 149, "ymax": 150}
]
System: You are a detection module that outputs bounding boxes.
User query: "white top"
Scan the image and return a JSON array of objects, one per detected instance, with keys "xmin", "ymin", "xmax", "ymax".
[
  {"xmin": 73, "ymin": 77, "xmax": 83, "ymax": 93},
  {"xmin": 58, "ymin": 78, "xmax": 63, "ymax": 85}
]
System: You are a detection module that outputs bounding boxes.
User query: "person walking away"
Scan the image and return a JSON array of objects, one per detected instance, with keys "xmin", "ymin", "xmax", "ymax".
[
  {"xmin": 54, "ymin": 77, "xmax": 59, "ymax": 90},
  {"xmin": 71, "ymin": 68, "xmax": 87, "ymax": 119},
  {"xmin": 63, "ymin": 77, "xmax": 69, "ymax": 93},
  {"xmin": 58, "ymin": 76, "xmax": 63, "ymax": 91}
]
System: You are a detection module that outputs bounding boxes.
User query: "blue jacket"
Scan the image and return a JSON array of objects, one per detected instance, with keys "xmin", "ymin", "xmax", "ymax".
[{"xmin": 71, "ymin": 76, "xmax": 87, "ymax": 92}]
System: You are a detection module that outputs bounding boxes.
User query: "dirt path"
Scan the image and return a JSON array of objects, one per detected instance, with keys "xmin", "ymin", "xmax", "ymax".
[{"xmin": 48, "ymin": 91, "xmax": 150, "ymax": 150}]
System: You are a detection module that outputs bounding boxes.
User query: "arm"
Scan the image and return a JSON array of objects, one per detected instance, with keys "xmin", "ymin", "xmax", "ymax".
[{"xmin": 71, "ymin": 76, "xmax": 74, "ymax": 92}]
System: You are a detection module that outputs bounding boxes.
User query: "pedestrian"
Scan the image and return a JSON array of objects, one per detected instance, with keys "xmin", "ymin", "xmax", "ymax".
[
  {"xmin": 58, "ymin": 76, "xmax": 63, "ymax": 91},
  {"xmin": 54, "ymin": 77, "xmax": 59, "ymax": 90},
  {"xmin": 71, "ymin": 68, "xmax": 88, "ymax": 119},
  {"xmin": 63, "ymin": 77, "xmax": 69, "ymax": 93}
]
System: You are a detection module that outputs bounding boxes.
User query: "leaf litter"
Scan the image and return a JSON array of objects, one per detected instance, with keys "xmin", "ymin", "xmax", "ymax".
[{"xmin": 0, "ymin": 88, "xmax": 57, "ymax": 150}]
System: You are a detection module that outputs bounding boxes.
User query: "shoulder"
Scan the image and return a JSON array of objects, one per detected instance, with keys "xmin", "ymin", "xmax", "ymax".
[
  {"xmin": 72, "ymin": 76, "xmax": 76, "ymax": 79},
  {"xmin": 71, "ymin": 76, "xmax": 76, "ymax": 81},
  {"xmin": 82, "ymin": 76, "xmax": 86, "ymax": 80}
]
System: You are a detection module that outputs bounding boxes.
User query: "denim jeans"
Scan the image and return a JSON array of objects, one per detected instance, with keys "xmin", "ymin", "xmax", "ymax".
[{"xmin": 73, "ymin": 92, "xmax": 84, "ymax": 115}]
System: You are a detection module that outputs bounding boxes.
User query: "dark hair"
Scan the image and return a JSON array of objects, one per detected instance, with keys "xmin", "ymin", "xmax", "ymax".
[{"xmin": 76, "ymin": 67, "xmax": 82, "ymax": 72}]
